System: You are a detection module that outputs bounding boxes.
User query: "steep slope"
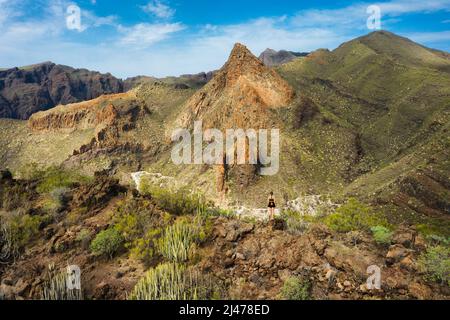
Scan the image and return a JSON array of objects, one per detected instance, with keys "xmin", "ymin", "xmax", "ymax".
[
  {"xmin": 279, "ymin": 31, "xmax": 450, "ymax": 163},
  {"xmin": 277, "ymin": 30, "xmax": 450, "ymax": 215},
  {"xmin": 0, "ymin": 62, "xmax": 124, "ymax": 120}
]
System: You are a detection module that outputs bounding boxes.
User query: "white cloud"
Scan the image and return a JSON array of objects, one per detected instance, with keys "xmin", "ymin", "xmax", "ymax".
[
  {"xmin": 141, "ymin": 1, "xmax": 175, "ymax": 19},
  {"xmin": 378, "ymin": 0, "xmax": 450, "ymax": 15},
  {"xmin": 193, "ymin": 17, "xmax": 345, "ymax": 56},
  {"xmin": 291, "ymin": 0, "xmax": 450, "ymax": 29},
  {"xmin": 82, "ymin": 10, "xmax": 118, "ymax": 28},
  {"xmin": 0, "ymin": 0, "xmax": 23, "ymax": 26},
  {"xmin": 118, "ymin": 23, "xmax": 185, "ymax": 47}
]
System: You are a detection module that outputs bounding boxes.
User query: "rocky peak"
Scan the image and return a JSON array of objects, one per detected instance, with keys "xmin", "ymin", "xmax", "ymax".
[
  {"xmin": 228, "ymin": 43, "xmax": 258, "ymax": 63},
  {"xmin": 176, "ymin": 42, "xmax": 294, "ymax": 131},
  {"xmin": 174, "ymin": 43, "xmax": 294, "ymax": 192},
  {"xmin": 222, "ymin": 43, "xmax": 268, "ymax": 84}
]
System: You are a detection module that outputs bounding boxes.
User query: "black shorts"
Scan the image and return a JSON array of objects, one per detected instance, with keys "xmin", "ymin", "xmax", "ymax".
[{"xmin": 268, "ymin": 203, "xmax": 276, "ymax": 208}]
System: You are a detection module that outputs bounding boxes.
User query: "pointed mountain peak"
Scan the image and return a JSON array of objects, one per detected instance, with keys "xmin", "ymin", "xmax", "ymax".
[
  {"xmin": 225, "ymin": 43, "xmax": 263, "ymax": 70},
  {"xmin": 229, "ymin": 43, "xmax": 254, "ymax": 58},
  {"xmin": 175, "ymin": 42, "xmax": 294, "ymax": 130},
  {"xmin": 220, "ymin": 43, "xmax": 270, "ymax": 85},
  {"xmin": 262, "ymin": 48, "xmax": 277, "ymax": 54}
]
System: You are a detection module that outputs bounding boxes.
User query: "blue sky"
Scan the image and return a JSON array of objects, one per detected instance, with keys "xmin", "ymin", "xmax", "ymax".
[{"xmin": 1, "ymin": 0, "xmax": 449, "ymax": 78}]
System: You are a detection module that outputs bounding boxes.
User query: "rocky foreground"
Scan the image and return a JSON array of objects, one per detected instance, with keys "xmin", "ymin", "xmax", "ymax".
[{"xmin": 0, "ymin": 171, "xmax": 448, "ymax": 300}]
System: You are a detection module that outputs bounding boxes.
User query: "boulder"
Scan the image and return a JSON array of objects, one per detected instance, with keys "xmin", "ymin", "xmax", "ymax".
[
  {"xmin": 324, "ymin": 242, "xmax": 379, "ymax": 277},
  {"xmin": 393, "ymin": 226, "xmax": 416, "ymax": 248},
  {"xmin": 386, "ymin": 244, "xmax": 412, "ymax": 265}
]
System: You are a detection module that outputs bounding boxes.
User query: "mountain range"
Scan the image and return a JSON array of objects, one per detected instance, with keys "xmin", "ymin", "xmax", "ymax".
[
  {"xmin": 0, "ymin": 48, "xmax": 309, "ymax": 121},
  {"xmin": 0, "ymin": 30, "xmax": 449, "ymax": 300},
  {"xmin": 1, "ymin": 31, "xmax": 448, "ymax": 216}
]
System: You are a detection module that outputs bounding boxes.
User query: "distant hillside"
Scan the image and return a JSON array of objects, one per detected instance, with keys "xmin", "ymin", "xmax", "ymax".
[
  {"xmin": 259, "ymin": 48, "xmax": 309, "ymax": 67},
  {"xmin": 0, "ymin": 62, "xmax": 123, "ymax": 120},
  {"xmin": 124, "ymin": 71, "xmax": 216, "ymax": 91},
  {"xmin": 277, "ymin": 30, "xmax": 450, "ymax": 216}
]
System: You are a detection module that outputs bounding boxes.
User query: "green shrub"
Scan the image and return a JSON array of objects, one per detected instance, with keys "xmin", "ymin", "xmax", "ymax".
[
  {"xmin": 416, "ymin": 222, "xmax": 450, "ymax": 238},
  {"xmin": 112, "ymin": 198, "xmax": 166, "ymax": 263},
  {"xmin": 114, "ymin": 213, "xmax": 140, "ymax": 241},
  {"xmin": 418, "ymin": 245, "xmax": 450, "ymax": 286},
  {"xmin": 64, "ymin": 207, "xmax": 87, "ymax": 226},
  {"xmin": 0, "ymin": 213, "xmax": 42, "ymax": 262},
  {"xmin": 280, "ymin": 276, "xmax": 311, "ymax": 300},
  {"xmin": 424, "ymin": 235, "xmax": 450, "ymax": 246},
  {"xmin": 140, "ymin": 183, "xmax": 203, "ymax": 216},
  {"xmin": 128, "ymin": 229, "xmax": 161, "ymax": 264},
  {"xmin": 129, "ymin": 263, "xmax": 214, "ymax": 300},
  {"xmin": 323, "ymin": 198, "xmax": 389, "ymax": 232},
  {"xmin": 0, "ymin": 183, "xmax": 33, "ymax": 211},
  {"xmin": 198, "ymin": 206, "xmax": 235, "ymax": 219},
  {"xmin": 36, "ymin": 167, "xmax": 91, "ymax": 194},
  {"xmin": 371, "ymin": 226, "xmax": 393, "ymax": 245},
  {"xmin": 90, "ymin": 228, "xmax": 124, "ymax": 259},
  {"xmin": 281, "ymin": 210, "xmax": 314, "ymax": 235},
  {"xmin": 42, "ymin": 187, "xmax": 70, "ymax": 215},
  {"xmin": 76, "ymin": 229, "xmax": 91, "ymax": 242}
]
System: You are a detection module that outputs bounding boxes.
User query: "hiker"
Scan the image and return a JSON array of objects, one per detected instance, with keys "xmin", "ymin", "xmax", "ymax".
[{"xmin": 267, "ymin": 191, "xmax": 276, "ymax": 220}]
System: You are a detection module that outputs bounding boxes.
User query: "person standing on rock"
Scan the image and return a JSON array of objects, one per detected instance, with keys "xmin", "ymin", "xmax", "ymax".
[{"xmin": 267, "ymin": 191, "xmax": 276, "ymax": 220}]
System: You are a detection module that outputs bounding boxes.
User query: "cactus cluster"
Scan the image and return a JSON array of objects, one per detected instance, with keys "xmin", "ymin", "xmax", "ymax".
[
  {"xmin": 156, "ymin": 220, "xmax": 197, "ymax": 262},
  {"xmin": 129, "ymin": 262, "xmax": 211, "ymax": 300},
  {"xmin": 41, "ymin": 264, "xmax": 83, "ymax": 300}
]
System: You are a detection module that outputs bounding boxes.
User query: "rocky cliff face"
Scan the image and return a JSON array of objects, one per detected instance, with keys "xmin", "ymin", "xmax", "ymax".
[
  {"xmin": 27, "ymin": 90, "xmax": 150, "ymax": 159},
  {"xmin": 175, "ymin": 43, "xmax": 294, "ymax": 192},
  {"xmin": 28, "ymin": 93, "xmax": 132, "ymax": 132},
  {"xmin": 0, "ymin": 62, "xmax": 123, "ymax": 120}
]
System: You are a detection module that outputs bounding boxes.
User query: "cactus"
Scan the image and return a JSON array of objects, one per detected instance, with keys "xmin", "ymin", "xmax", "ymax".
[
  {"xmin": 156, "ymin": 220, "xmax": 196, "ymax": 262},
  {"xmin": 129, "ymin": 263, "xmax": 212, "ymax": 300},
  {"xmin": 41, "ymin": 264, "xmax": 83, "ymax": 300}
]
